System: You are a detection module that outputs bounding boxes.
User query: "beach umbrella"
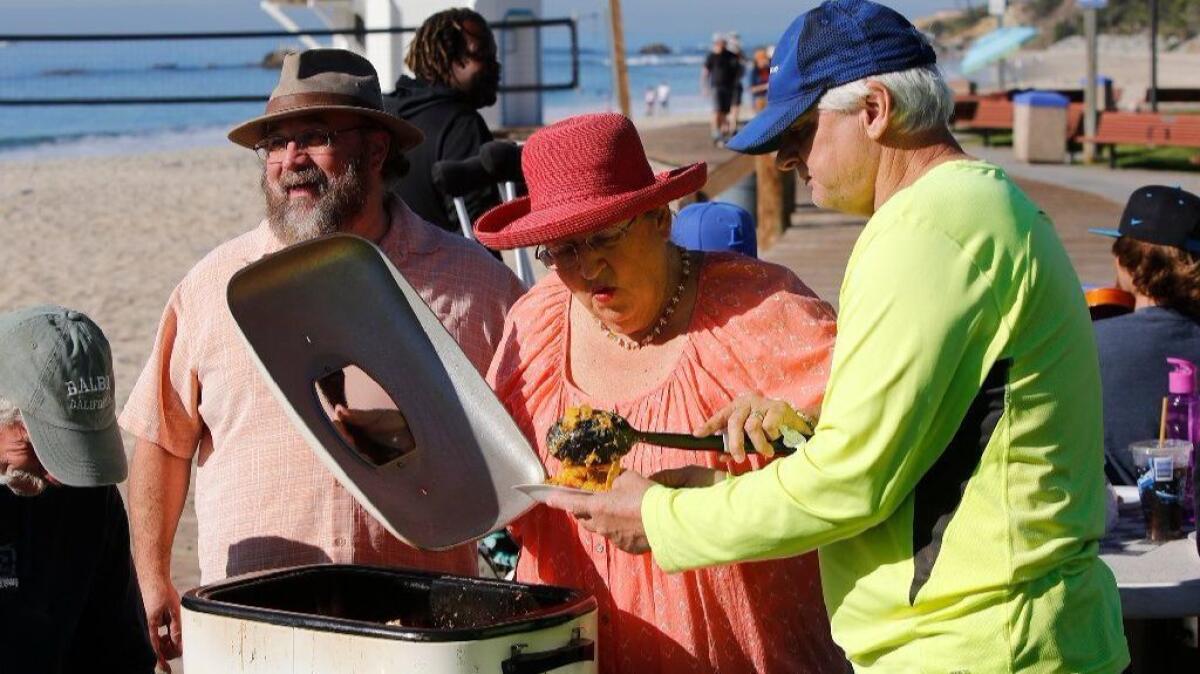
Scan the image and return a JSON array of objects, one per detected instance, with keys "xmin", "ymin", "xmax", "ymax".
[{"xmin": 960, "ymin": 26, "xmax": 1038, "ymax": 76}]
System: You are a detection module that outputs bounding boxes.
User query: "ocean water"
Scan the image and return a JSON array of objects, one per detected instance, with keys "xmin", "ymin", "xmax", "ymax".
[{"xmin": 0, "ymin": 37, "xmax": 713, "ymax": 160}]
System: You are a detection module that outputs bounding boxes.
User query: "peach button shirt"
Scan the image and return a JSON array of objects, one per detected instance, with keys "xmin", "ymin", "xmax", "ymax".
[
  {"xmin": 120, "ymin": 201, "xmax": 526, "ymax": 584},
  {"xmin": 488, "ymin": 254, "xmax": 846, "ymax": 673}
]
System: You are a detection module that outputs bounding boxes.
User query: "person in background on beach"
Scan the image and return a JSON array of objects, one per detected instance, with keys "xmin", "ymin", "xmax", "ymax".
[
  {"xmin": 726, "ymin": 33, "xmax": 746, "ymax": 132},
  {"xmin": 386, "ymin": 8, "xmax": 502, "ymax": 235},
  {"xmin": 0, "ymin": 306, "xmax": 155, "ymax": 674},
  {"xmin": 1089, "ymin": 185, "xmax": 1200, "ymax": 485},
  {"xmin": 657, "ymin": 80, "xmax": 670, "ymax": 113},
  {"xmin": 643, "ymin": 85, "xmax": 656, "ymax": 116},
  {"xmin": 749, "ymin": 48, "xmax": 771, "ymax": 111},
  {"xmin": 702, "ymin": 32, "xmax": 739, "ymax": 146},
  {"xmin": 477, "ymin": 113, "xmax": 844, "ymax": 673},
  {"xmin": 121, "ymin": 49, "xmax": 524, "ymax": 671},
  {"xmin": 547, "ymin": 1, "xmax": 1129, "ymax": 671}
]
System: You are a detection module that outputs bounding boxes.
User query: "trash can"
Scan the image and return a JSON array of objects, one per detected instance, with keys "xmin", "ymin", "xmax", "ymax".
[{"xmin": 1013, "ymin": 91, "xmax": 1069, "ymax": 164}]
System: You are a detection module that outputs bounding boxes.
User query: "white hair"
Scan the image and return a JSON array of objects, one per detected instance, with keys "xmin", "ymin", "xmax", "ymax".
[
  {"xmin": 817, "ymin": 65, "xmax": 954, "ymax": 136},
  {"xmin": 0, "ymin": 396, "xmax": 20, "ymax": 427}
]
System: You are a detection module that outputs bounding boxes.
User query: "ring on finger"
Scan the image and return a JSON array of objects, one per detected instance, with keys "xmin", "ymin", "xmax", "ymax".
[{"xmin": 750, "ymin": 409, "xmax": 766, "ymax": 422}]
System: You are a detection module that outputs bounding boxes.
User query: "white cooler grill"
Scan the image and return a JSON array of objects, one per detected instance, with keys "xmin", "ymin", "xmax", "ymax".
[
  {"xmin": 182, "ymin": 564, "xmax": 597, "ymax": 673},
  {"xmin": 195, "ymin": 237, "xmax": 597, "ymax": 672}
]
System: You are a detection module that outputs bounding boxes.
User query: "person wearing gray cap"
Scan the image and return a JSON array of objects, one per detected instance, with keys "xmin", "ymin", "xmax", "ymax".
[
  {"xmin": 120, "ymin": 48, "xmax": 524, "ymax": 671},
  {"xmin": 0, "ymin": 305, "xmax": 155, "ymax": 673}
]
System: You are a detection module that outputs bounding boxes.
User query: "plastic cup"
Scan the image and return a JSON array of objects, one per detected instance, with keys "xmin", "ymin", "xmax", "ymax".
[{"xmin": 1128, "ymin": 439, "xmax": 1192, "ymax": 543}]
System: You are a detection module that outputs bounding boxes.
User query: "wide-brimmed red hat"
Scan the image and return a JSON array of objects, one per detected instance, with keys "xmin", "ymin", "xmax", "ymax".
[{"xmin": 474, "ymin": 113, "xmax": 706, "ymax": 249}]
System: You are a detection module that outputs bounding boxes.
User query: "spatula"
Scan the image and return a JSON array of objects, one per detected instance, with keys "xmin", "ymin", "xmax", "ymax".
[{"xmin": 547, "ymin": 407, "xmax": 799, "ymax": 465}]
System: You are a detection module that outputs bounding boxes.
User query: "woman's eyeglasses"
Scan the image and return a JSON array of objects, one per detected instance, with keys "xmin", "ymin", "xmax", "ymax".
[{"xmin": 534, "ymin": 217, "xmax": 637, "ymax": 271}]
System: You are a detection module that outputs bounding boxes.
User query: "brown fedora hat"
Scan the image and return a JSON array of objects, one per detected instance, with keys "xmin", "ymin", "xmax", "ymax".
[{"xmin": 228, "ymin": 49, "xmax": 423, "ymax": 153}]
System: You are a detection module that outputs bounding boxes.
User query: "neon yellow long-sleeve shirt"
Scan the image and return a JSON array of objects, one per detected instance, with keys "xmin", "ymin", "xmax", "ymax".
[{"xmin": 642, "ymin": 160, "xmax": 1128, "ymax": 673}]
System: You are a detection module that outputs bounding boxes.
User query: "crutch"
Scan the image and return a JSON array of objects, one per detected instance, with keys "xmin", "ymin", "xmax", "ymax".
[
  {"xmin": 430, "ymin": 157, "xmax": 490, "ymax": 242},
  {"xmin": 479, "ymin": 141, "xmax": 535, "ymax": 286}
]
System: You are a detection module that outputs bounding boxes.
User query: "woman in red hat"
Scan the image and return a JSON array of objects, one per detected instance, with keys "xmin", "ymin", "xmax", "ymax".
[{"xmin": 479, "ymin": 113, "xmax": 844, "ymax": 672}]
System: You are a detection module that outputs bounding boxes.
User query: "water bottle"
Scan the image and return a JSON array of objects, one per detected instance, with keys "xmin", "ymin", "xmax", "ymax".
[{"xmin": 1165, "ymin": 357, "xmax": 1197, "ymax": 527}]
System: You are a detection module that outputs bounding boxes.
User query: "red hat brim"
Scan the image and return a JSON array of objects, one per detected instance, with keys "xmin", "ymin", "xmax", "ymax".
[{"xmin": 474, "ymin": 162, "xmax": 707, "ymax": 249}]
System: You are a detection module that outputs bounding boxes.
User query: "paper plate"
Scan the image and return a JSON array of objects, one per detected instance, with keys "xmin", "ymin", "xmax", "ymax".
[{"xmin": 514, "ymin": 483, "xmax": 594, "ymax": 504}]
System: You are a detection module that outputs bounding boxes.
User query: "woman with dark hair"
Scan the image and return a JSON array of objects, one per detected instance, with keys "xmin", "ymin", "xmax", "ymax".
[{"xmin": 1089, "ymin": 185, "xmax": 1200, "ymax": 484}]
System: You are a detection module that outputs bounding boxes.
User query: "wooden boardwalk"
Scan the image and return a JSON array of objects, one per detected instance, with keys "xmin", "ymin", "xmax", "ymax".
[{"xmin": 641, "ymin": 121, "xmax": 753, "ymax": 197}]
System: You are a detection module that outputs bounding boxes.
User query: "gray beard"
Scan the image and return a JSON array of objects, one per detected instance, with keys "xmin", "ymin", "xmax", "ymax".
[
  {"xmin": 263, "ymin": 153, "xmax": 370, "ymax": 246},
  {"xmin": 0, "ymin": 465, "xmax": 47, "ymax": 497}
]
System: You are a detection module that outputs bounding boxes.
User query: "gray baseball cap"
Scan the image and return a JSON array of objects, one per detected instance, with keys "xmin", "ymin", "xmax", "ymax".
[{"xmin": 0, "ymin": 306, "xmax": 126, "ymax": 486}]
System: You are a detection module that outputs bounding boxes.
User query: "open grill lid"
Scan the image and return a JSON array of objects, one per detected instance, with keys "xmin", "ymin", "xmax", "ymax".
[{"xmin": 226, "ymin": 234, "xmax": 544, "ymax": 550}]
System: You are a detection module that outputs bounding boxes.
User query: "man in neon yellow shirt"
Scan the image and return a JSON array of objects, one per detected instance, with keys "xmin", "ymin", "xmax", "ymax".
[{"xmin": 548, "ymin": 1, "xmax": 1129, "ymax": 670}]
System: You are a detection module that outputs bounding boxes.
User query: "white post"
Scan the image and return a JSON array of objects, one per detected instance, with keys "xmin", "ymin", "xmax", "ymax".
[
  {"xmin": 259, "ymin": 1, "xmax": 322, "ymax": 50},
  {"xmin": 363, "ymin": 0, "xmax": 405, "ymax": 92}
]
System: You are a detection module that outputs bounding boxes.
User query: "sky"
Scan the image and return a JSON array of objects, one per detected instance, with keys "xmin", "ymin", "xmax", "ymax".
[{"xmin": 1, "ymin": 0, "xmax": 978, "ymax": 48}]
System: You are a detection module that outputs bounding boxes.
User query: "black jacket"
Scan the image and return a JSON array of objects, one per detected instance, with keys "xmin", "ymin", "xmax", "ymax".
[
  {"xmin": 0, "ymin": 485, "xmax": 156, "ymax": 673},
  {"xmin": 386, "ymin": 76, "xmax": 501, "ymax": 235}
]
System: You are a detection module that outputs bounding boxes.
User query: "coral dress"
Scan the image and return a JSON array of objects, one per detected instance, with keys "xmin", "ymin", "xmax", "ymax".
[{"xmin": 487, "ymin": 254, "xmax": 846, "ymax": 673}]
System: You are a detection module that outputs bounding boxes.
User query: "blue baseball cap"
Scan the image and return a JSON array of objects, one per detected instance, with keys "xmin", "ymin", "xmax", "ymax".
[
  {"xmin": 727, "ymin": 0, "xmax": 937, "ymax": 155},
  {"xmin": 671, "ymin": 202, "xmax": 758, "ymax": 258}
]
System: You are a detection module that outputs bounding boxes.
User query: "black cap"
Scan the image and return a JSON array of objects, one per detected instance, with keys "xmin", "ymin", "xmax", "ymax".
[{"xmin": 1089, "ymin": 185, "xmax": 1200, "ymax": 252}]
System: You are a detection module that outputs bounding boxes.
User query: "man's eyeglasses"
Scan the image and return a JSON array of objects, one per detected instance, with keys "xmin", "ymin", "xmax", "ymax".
[
  {"xmin": 782, "ymin": 109, "xmax": 830, "ymax": 149},
  {"xmin": 782, "ymin": 113, "xmax": 818, "ymax": 146},
  {"xmin": 534, "ymin": 217, "xmax": 637, "ymax": 271},
  {"xmin": 253, "ymin": 126, "xmax": 373, "ymax": 163}
]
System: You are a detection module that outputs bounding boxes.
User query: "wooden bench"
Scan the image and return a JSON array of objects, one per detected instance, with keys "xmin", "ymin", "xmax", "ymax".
[
  {"xmin": 955, "ymin": 98, "xmax": 1013, "ymax": 146},
  {"xmin": 1078, "ymin": 112, "xmax": 1200, "ymax": 168}
]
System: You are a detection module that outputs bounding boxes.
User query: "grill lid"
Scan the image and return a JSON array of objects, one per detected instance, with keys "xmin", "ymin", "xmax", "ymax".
[{"xmin": 226, "ymin": 234, "xmax": 544, "ymax": 550}]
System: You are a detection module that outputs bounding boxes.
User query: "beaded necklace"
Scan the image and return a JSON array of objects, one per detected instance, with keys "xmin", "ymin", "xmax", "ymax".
[{"xmin": 596, "ymin": 246, "xmax": 692, "ymax": 350}]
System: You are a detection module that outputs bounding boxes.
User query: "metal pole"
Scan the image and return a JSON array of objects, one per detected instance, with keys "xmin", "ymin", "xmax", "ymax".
[
  {"xmin": 607, "ymin": 0, "xmax": 632, "ymax": 117},
  {"xmin": 495, "ymin": 181, "xmax": 536, "ymax": 288},
  {"xmin": 996, "ymin": 13, "xmax": 1006, "ymax": 91},
  {"xmin": 1150, "ymin": 0, "xmax": 1159, "ymax": 112},
  {"xmin": 1082, "ymin": 7, "xmax": 1098, "ymax": 164},
  {"xmin": 453, "ymin": 197, "xmax": 475, "ymax": 241}
]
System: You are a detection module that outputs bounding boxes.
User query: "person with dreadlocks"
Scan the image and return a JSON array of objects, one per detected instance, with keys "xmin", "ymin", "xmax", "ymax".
[{"xmin": 387, "ymin": 8, "xmax": 503, "ymax": 235}]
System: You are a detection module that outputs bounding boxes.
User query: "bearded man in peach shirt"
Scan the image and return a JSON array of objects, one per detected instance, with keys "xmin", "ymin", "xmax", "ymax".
[{"xmin": 120, "ymin": 49, "xmax": 524, "ymax": 671}]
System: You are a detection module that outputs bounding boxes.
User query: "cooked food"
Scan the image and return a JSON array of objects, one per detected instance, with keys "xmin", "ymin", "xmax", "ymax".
[{"xmin": 545, "ymin": 405, "xmax": 634, "ymax": 492}]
